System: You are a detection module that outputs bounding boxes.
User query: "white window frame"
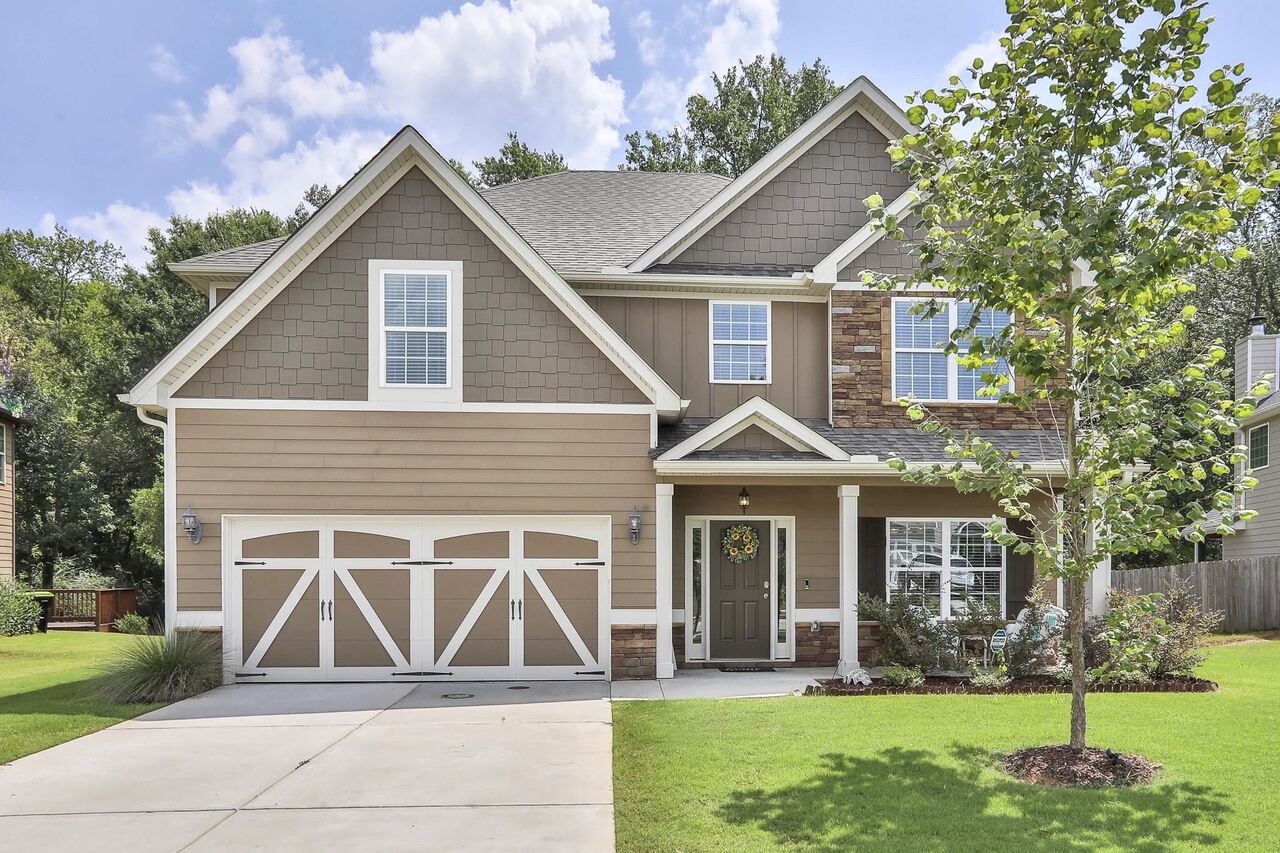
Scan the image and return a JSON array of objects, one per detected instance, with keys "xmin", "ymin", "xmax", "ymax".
[
  {"xmin": 1249, "ymin": 423, "xmax": 1270, "ymax": 471},
  {"xmin": 891, "ymin": 296, "xmax": 1012, "ymax": 403},
  {"xmin": 0, "ymin": 423, "xmax": 6, "ymax": 484},
  {"xmin": 885, "ymin": 517, "xmax": 1006, "ymax": 619},
  {"xmin": 368, "ymin": 259, "xmax": 464, "ymax": 403},
  {"xmin": 709, "ymin": 300, "xmax": 772, "ymax": 385}
]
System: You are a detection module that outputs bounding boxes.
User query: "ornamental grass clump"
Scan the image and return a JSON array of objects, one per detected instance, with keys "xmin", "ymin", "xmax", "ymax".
[{"xmin": 97, "ymin": 630, "xmax": 223, "ymax": 704}]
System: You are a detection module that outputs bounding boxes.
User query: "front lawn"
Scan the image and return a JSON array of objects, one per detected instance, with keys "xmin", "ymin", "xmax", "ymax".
[
  {"xmin": 0, "ymin": 632, "xmax": 161, "ymax": 764},
  {"xmin": 613, "ymin": 639, "xmax": 1280, "ymax": 852}
]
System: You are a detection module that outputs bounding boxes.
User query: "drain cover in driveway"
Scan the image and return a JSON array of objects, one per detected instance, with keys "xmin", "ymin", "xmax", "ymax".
[{"xmin": 442, "ymin": 693, "xmax": 475, "ymax": 699}]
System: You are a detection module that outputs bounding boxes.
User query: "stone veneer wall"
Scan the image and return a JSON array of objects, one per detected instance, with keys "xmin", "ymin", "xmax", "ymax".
[
  {"xmin": 612, "ymin": 625, "xmax": 657, "ymax": 680},
  {"xmin": 793, "ymin": 621, "xmax": 882, "ymax": 666},
  {"xmin": 831, "ymin": 290, "xmax": 1057, "ymax": 429}
]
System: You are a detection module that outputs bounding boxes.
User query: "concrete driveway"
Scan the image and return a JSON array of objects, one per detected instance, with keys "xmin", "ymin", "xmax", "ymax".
[{"xmin": 0, "ymin": 681, "xmax": 614, "ymax": 852}]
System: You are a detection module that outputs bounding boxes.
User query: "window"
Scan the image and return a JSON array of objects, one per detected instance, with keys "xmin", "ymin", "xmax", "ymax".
[
  {"xmin": 887, "ymin": 519, "xmax": 1005, "ymax": 617},
  {"xmin": 1250, "ymin": 424, "xmax": 1270, "ymax": 470},
  {"xmin": 710, "ymin": 302, "xmax": 770, "ymax": 383},
  {"xmin": 368, "ymin": 259, "xmax": 462, "ymax": 402},
  {"xmin": 382, "ymin": 271, "xmax": 449, "ymax": 386},
  {"xmin": 892, "ymin": 297, "xmax": 1012, "ymax": 402},
  {"xmin": 0, "ymin": 424, "xmax": 6, "ymax": 484}
]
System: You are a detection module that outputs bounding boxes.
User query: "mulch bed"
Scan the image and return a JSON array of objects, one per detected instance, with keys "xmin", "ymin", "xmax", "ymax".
[
  {"xmin": 807, "ymin": 674, "xmax": 1218, "ymax": 696},
  {"xmin": 1004, "ymin": 744, "xmax": 1160, "ymax": 787}
]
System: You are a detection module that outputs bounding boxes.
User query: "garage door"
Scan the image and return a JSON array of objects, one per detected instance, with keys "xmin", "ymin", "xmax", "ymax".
[{"xmin": 227, "ymin": 516, "xmax": 610, "ymax": 682}]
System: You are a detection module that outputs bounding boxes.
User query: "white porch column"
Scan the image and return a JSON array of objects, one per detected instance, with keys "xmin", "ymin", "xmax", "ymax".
[
  {"xmin": 656, "ymin": 483, "xmax": 675, "ymax": 679},
  {"xmin": 836, "ymin": 485, "xmax": 860, "ymax": 676},
  {"xmin": 1086, "ymin": 519, "xmax": 1111, "ymax": 617}
]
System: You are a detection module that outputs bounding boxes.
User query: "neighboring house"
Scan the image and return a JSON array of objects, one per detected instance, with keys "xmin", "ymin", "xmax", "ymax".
[
  {"xmin": 122, "ymin": 77, "xmax": 1105, "ymax": 683},
  {"xmin": 0, "ymin": 406, "xmax": 15, "ymax": 578}
]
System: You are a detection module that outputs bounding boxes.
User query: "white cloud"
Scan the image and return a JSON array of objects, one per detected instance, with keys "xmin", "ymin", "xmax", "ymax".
[
  {"xmin": 37, "ymin": 212, "xmax": 57, "ymax": 236},
  {"xmin": 944, "ymin": 32, "xmax": 1006, "ymax": 80},
  {"xmin": 65, "ymin": 203, "xmax": 167, "ymax": 266},
  {"xmin": 632, "ymin": 11, "xmax": 663, "ymax": 67},
  {"xmin": 632, "ymin": 0, "xmax": 779, "ymax": 127},
  {"xmin": 149, "ymin": 44, "xmax": 185, "ymax": 83}
]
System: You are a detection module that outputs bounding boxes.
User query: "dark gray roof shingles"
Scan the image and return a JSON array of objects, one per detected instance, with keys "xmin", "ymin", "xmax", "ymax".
[{"xmin": 172, "ymin": 237, "xmax": 287, "ymax": 270}]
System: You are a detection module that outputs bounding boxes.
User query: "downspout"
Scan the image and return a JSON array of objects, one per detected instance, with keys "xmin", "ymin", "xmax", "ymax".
[{"xmin": 134, "ymin": 406, "xmax": 176, "ymax": 636}]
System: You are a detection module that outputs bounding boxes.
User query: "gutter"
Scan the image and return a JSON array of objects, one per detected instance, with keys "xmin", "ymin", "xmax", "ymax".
[{"xmin": 132, "ymin": 403, "xmax": 177, "ymax": 636}]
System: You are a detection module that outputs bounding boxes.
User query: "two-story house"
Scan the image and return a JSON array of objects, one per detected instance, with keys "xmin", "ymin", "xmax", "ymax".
[{"xmin": 123, "ymin": 77, "xmax": 1100, "ymax": 683}]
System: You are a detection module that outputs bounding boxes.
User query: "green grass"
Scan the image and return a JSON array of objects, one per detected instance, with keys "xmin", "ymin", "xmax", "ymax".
[
  {"xmin": 0, "ymin": 632, "xmax": 162, "ymax": 764},
  {"xmin": 613, "ymin": 640, "xmax": 1280, "ymax": 852}
]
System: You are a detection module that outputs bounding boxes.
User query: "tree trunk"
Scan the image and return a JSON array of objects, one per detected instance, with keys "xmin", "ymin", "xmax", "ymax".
[{"xmin": 1069, "ymin": 576, "xmax": 1088, "ymax": 750}]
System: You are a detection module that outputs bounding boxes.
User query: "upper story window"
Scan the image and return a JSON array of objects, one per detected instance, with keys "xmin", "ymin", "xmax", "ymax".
[
  {"xmin": 892, "ymin": 297, "xmax": 1012, "ymax": 402},
  {"xmin": 368, "ymin": 259, "xmax": 463, "ymax": 402},
  {"xmin": 710, "ymin": 301, "xmax": 770, "ymax": 383},
  {"xmin": 1250, "ymin": 423, "xmax": 1269, "ymax": 470}
]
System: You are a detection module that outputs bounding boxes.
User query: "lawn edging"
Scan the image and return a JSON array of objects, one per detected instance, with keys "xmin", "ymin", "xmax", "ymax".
[{"xmin": 807, "ymin": 675, "xmax": 1218, "ymax": 697}]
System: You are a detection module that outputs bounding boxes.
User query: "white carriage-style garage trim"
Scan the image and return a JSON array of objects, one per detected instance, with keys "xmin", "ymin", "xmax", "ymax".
[{"xmin": 223, "ymin": 515, "xmax": 612, "ymax": 682}]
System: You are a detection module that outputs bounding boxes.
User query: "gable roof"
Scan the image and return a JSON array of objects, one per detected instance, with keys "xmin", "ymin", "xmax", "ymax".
[
  {"xmin": 481, "ymin": 171, "xmax": 729, "ymax": 275},
  {"xmin": 125, "ymin": 127, "xmax": 683, "ymax": 416},
  {"xmin": 626, "ymin": 77, "xmax": 915, "ymax": 273},
  {"xmin": 169, "ymin": 237, "xmax": 287, "ymax": 276},
  {"xmin": 656, "ymin": 397, "xmax": 853, "ymax": 462}
]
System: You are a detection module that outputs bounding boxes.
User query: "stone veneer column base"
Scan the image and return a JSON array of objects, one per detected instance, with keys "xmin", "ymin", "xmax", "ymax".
[
  {"xmin": 795, "ymin": 621, "xmax": 882, "ymax": 667},
  {"xmin": 611, "ymin": 625, "xmax": 657, "ymax": 680}
]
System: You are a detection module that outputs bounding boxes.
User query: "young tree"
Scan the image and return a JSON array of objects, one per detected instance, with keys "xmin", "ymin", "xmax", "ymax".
[
  {"xmin": 864, "ymin": 0, "xmax": 1280, "ymax": 750},
  {"xmin": 622, "ymin": 54, "xmax": 840, "ymax": 176}
]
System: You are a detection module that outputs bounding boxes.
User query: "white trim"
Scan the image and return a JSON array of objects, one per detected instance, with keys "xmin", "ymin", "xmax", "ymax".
[
  {"xmin": 1249, "ymin": 423, "xmax": 1270, "ymax": 471},
  {"xmin": 165, "ymin": 397, "xmax": 656, "ymax": 415},
  {"xmin": 174, "ymin": 610, "xmax": 222, "ymax": 628},
  {"xmin": 125, "ymin": 127, "xmax": 682, "ymax": 416},
  {"xmin": 795, "ymin": 608, "xmax": 840, "ymax": 622},
  {"xmin": 656, "ymin": 483, "xmax": 675, "ymax": 678},
  {"xmin": 570, "ymin": 271, "xmax": 830, "ymax": 300},
  {"xmin": 657, "ymin": 396, "xmax": 853, "ymax": 462},
  {"xmin": 709, "ymin": 300, "xmax": 772, "ymax": 385},
  {"xmin": 611, "ymin": 608, "xmax": 658, "ymax": 625},
  {"xmin": 656, "ymin": 459, "xmax": 1066, "ymax": 478},
  {"xmin": 628, "ymin": 77, "xmax": 914, "ymax": 271},
  {"xmin": 813, "ymin": 185, "xmax": 921, "ymax": 283},
  {"xmin": 134, "ymin": 408, "xmax": 177, "ymax": 636},
  {"xmin": 836, "ymin": 485, "xmax": 860, "ymax": 676},
  {"xmin": 884, "ymin": 517, "xmax": 1008, "ymax": 619},
  {"xmin": 369, "ymin": 260, "xmax": 463, "ymax": 402}
]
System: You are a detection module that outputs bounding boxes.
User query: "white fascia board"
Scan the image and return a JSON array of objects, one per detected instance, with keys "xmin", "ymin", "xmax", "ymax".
[
  {"xmin": 657, "ymin": 397, "xmax": 850, "ymax": 462},
  {"xmin": 628, "ymin": 77, "xmax": 915, "ymax": 273},
  {"xmin": 655, "ymin": 459, "xmax": 1065, "ymax": 477},
  {"xmin": 569, "ymin": 271, "xmax": 831, "ymax": 301},
  {"xmin": 127, "ymin": 127, "xmax": 683, "ymax": 417},
  {"xmin": 813, "ymin": 185, "xmax": 922, "ymax": 283}
]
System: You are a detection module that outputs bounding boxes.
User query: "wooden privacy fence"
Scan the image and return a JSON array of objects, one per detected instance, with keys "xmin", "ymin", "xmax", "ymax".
[{"xmin": 1111, "ymin": 558, "xmax": 1280, "ymax": 632}]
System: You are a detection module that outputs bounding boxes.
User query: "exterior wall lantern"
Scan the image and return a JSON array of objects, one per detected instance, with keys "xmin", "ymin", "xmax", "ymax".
[
  {"xmin": 182, "ymin": 506, "xmax": 202, "ymax": 544},
  {"xmin": 738, "ymin": 487, "xmax": 751, "ymax": 514},
  {"xmin": 629, "ymin": 507, "xmax": 641, "ymax": 544}
]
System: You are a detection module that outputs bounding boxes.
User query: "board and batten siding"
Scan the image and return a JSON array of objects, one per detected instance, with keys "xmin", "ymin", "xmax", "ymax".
[
  {"xmin": 175, "ymin": 167, "xmax": 645, "ymax": 406},
  {"xmin": 585, "ymin": 295, "xmax": 828, "ymax": 419},
  {"xmin": 173, "ymin": 408, "xmax": 657, "ymax": 611}
]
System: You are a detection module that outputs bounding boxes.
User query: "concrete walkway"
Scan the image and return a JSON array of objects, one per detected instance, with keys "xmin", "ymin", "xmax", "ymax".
[{"xmin": 0, "ymin": 682, "xmax": 614, "ymax": 852}]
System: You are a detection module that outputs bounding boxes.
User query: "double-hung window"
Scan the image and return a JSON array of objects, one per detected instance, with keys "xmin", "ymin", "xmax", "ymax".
[
  {"xmin": 892, "ymin": 297, "xmax": 1012, "ymax": 401},
  {"xmin": 887, "ymin": 519, "xmax": 1005, "ymax": 617},
  {"xmin": 710, "ymin": 302, "xmax": 770, "ymax": 383},
  {"xmin": 382, "ymin": 271, "xmax": 449, "ymax": 386},
  {"xmin": 1250, "ymin": 423, "xmax": 1270, "ymax": 470}
]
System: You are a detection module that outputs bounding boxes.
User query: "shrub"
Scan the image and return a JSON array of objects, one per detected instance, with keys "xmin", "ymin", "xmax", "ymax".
[
  {"xmin": 1003, "ymin": 586, "xmax": 1064, "ymax": 677},
  {"xmin": 1090, "ymin": 589, "xmax": 1165, "ymax": 685},
  {"xmin": 971, "ymin": 668, "xmax": 1011, "ymax": 689},
  {"xmin": 52, "ymin": 556, "xmax": 118, "ymax": 591},
  {"xmin": 113, "ymin": 613, "xmax": 151, "ymax": 635},
  {"xmin": 860, "ymin": 594, "xmax": 958, "ymax": 671},
  {"xmin": 1152, "ymin": 578, "xmax": 1222, "ymax": 677},
  {"xmin": 0, "ymin": 579, "xmax": 43, "ymax": 636},
  {"xmin": 97, "ymin": 630, "xmax": 224, "ymax": 704},
  {"xmin": 950, "ymin": 596, "xmax": 1006, "ymax": 643},
  {"xmin": 881, "ymin": 664, "xmax": 925, "ymax": 688}
]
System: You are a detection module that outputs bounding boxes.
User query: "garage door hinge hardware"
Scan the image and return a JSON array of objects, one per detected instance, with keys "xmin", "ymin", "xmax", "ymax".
[
  {"xmin": 574, "ymin": 560, "xmax": 605, "ymax": 566},
  {"xmin": 391, "ymin": 560, "xmax": 454, "ymax": 565},
  {"xmin": 392, "ymin": 671, "xmax": 454, "ymax": 676},
  {"xmin": 234, "ymin": 560, "xmax": 267, "ymax": 566},
  {"xmin": 234, "ymin": 672, "xmax": 268, "ymax": 678}
]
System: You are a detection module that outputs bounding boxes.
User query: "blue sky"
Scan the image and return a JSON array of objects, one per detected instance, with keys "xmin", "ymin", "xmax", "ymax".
[{"xmin": 3, "ymin": 0, "xmax": 1278, "ymax": 264}]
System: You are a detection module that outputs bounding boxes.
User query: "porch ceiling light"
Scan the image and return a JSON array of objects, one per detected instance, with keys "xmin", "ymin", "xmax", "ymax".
[
  {"xmin": 738, "ymin": 487, "xmax": 751, "ymax": 514},
  {"xmin": 182, "ymin": 506, "xmax": 202, "ymax": 544}
]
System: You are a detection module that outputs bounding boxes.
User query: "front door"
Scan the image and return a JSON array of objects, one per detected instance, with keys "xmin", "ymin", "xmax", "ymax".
[{"xmin": 709, "ymin": 520, "xmax": 771, "ymax": 659}]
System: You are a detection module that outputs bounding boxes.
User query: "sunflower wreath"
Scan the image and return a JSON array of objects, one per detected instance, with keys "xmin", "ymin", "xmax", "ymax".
[{"xmin": 721, "ymin": 524, "xmax": 760, "ymax": 564}]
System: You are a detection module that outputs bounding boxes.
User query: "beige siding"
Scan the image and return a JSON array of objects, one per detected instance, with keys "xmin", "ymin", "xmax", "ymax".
[
  {"xmin": 671, "ymin": 483, "xmax": 1004, "ymax": 609},
  {"xmin": 1227, "ymin": 411, "xmax": 1280, "ymax": 559},
  {"xmin": 177, "ymin": 167, "xmax": 645, "ymax": 405},
  {"xmin": 586, "ymin": 295, "xmax": 827, "ymax": 418},
  {"xmin": 673, "ymin": 113, "xmax": 911, "ymax": 270},
  {"xmin": 1236, "ymin": 335, "xmax": 1280, "ymax": 399},
  {"xmin": 174, "ymin": 408, "xmax": 656, "ymax": 611},
  {"xmin": 0, "ymin": 423, "xmax": 13, "ymax": 578}
]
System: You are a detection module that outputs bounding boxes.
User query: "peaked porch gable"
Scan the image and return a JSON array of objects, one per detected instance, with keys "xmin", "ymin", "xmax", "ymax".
[{"xmin": 656, "ymin": 397, "xmax": 854, "ymax": 463}]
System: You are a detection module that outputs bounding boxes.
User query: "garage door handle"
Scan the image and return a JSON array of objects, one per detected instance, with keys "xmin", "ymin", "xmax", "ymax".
[
  {"xmin": 511, "ymin": 599, "xmax": 515, "ymax": 620},
  {"xmin": 235, "ymin": 560, "xmax": 266, "ymax": 566},
  {"xmin": 518, "ymin": 600, "xmax": 522, "ymax": 620},
  {"xmin": 391, "ymin": 560, "xmax": 454, "ymax": 566},
  {"xmin": 328, "ymin": 600, "xmax": 333, "ymax": 621},
  {"xmin": 575, "ymin": 561, "xmax": 605, "ymax": 566},
  {"xmin": 320, "ymin": 599, "xmax": 326, "ymax": 621}
]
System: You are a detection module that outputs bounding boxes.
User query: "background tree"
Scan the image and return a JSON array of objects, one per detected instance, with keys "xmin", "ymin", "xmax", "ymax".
[
  {"xmin": 621, "ymin": 54, "xmax": 839, "ymax": 176},
  {"xmin": 864, "ymin": 0, "xmax": 1280, "ymax": 752},
  {"xmin": 469, "ymin": 132, "xmax": 566, "ymax": 188}
]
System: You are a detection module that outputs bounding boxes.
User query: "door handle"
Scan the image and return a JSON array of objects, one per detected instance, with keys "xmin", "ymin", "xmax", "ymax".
[
  {"xmin": 511, "ymin": 599, "xmax": 515, "ymax": 620},
  {"xmin": 320, "ymin": 600, "xmax": 326, "ymax": 621},
  {"xmin": 518, "ymin": 599, "xmax": 523, "ymax": 620},
  {"xmin": 328, "ymin": 599, "xmax": 333, "ymax": 621},
  {"xmin": 763, "ymin": 592, "xmax": 770, "ymax": 600}
]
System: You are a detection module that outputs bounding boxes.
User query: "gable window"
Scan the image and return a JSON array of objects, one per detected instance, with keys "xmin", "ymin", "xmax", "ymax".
[
  {"xmin": 1250, "ymin": 423, "xmax": 1270, "ymax": 470},
  {"xmin": 710, "ymin": 301, "xmax": 770, "ymax": 383},
  {"xmin": 892, "ymin": 297, "xmax": 1012, "ymax": 402},
  {"xmin": 368, "ymin": 259, "xmax": 463, "ymax": 402},
  {"xmin": 887, "ymin": 518, "xmax": 1005, "ymax": 618}
]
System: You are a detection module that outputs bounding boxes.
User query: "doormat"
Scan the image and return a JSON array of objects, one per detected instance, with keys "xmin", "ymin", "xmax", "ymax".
[{"xmin": 719, "ymin": 665, "xmax": 776, "ymax": 673}]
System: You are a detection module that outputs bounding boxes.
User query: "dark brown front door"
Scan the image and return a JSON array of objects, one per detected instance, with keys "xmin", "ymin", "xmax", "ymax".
[{"xmin": 710, "ymin": 520, "xmax": 771, "ymax": 659}]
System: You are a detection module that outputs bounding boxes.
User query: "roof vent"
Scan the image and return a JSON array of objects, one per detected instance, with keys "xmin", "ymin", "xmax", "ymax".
[{"xmin": 1250, "ymin": 316, "xmax": 1267, "ymax": 336}]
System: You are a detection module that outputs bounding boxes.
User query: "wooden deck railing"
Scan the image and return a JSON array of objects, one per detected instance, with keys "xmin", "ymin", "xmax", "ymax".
[{"xmin": 43, "ymin": 589, "xmax": 139, "ymax": 631}]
